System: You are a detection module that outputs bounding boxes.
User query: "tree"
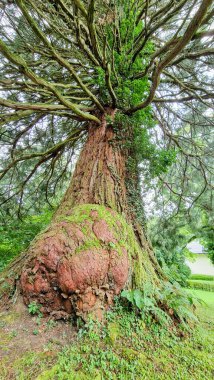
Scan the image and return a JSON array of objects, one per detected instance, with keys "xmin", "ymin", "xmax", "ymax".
[{"xmin": 0, "ymin": 0, "xmax": 213, "ymax": 319}]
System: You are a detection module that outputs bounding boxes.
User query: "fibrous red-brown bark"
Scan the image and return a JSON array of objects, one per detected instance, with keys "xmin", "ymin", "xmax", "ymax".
[{"xmin": 55, "ymin": 108, "xmax": 128, "ymax": 218}]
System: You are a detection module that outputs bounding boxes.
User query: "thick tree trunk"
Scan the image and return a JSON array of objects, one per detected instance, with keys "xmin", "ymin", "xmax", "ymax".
[
  {"xmin": 55, "ymin": 109, "xmax": 128, "ymax": 219},
  {"xmin": 1, "ymin": 109, "xmax": 162, "ymax": 320}
]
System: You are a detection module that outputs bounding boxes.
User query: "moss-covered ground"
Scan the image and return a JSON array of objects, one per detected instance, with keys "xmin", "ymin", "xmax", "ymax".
[{"xmin": 0, "ymin": 289, "xmax": 213, "ymax": 380}]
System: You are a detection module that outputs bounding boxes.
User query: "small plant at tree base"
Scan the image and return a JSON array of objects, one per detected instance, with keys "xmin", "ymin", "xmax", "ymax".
[
  {"xmin": 28, "ymin": 301, "xmax": 42, "ymax": 316},
  {"xmin": 45, "ymin": 319, "xmax": 57, "ymax": 330},
  {"xmin": 121, "ymin": 284, "xmax": 171, "ymax": 328},
  {"xmin": 108, "ymin": 241, "xmax": 116, "ymax": 249},
  {"xmin": 9, "ymin": 330, "xmax": 17, "ymax": 338},
  {"xmin": 36, "ymin": 315, "xmax": 43, "ymax": 326}
]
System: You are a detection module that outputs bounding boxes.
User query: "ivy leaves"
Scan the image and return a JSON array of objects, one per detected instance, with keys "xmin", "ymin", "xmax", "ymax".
[{"xmin": 112, "ymin": 111, "xmax": 177, "ymax": 179}]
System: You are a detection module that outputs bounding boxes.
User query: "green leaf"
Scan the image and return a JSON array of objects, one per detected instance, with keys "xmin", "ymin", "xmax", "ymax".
[
  {"xmin": 121, "ymin": 290, "xmax": 134, "ymax": 303},
  {"xmin": 133, "ymin": 289, "xmax": 144, "ymax": 309}
]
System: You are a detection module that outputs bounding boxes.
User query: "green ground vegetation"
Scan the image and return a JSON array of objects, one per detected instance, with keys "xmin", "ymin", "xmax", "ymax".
[{"xmin": 0, "ymin": 289, "xmax": 213, "ymax": 380}]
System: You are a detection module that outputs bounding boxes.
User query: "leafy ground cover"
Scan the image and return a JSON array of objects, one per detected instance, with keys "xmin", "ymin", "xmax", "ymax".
[{"xmin": 0, "ymin": 289, "xmax": 213, "ymax": 380}]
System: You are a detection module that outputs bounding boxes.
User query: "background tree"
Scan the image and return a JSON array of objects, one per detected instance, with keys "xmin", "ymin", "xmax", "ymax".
[{"xmin": 0, "ymin": 0, "xmax": 213, "ymax": 319}]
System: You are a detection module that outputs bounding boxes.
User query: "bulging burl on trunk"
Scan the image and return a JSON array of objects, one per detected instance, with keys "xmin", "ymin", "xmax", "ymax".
[
  {"xmin": 19, "ymin": 204, "xmax": 156, "ymax": 320},
  {"xmin": 0, "ymin": 114, "xmax": 160, "ymax": 320}
]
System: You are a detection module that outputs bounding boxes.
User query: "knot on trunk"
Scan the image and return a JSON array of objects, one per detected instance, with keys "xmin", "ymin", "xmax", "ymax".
[{"xmin": 20, "ymin": 205, "xmax": 130, "ymax": 320}]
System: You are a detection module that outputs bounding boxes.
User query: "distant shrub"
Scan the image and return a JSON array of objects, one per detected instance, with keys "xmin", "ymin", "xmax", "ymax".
[
  {"xmin": 0, "ymin": 210, "xmax": 52, "ymax": 271},
  {"xmin": 155, "ymin": 249, "xmax": 191, "ymax": 287},
  {"xmin": 187, "ymin": 280, "xmax": 214, "ymax": 292},
  {"xmin": 190, "ymin": 274, "xmax": 214, "ymax": 281}
]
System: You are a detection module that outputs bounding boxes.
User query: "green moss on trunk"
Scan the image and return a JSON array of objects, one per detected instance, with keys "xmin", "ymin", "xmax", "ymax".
[{"xmin": 55, "ymin": 204, "xmax": 158, "ymax": 288}]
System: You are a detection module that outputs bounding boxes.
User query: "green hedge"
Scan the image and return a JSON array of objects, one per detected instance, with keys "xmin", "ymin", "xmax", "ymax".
[
  {"xmin": 190, "ymin": 274, "xmax": 214, "ymax": 281},
  {"xmin": 187, "ymin": 280, "xmax": 214, "ymax": 292}
]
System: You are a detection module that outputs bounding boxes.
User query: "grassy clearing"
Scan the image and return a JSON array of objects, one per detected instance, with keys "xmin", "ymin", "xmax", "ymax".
[{"xmin": 0, "ymin": 289, "xmax": 213, "ymax": 380}]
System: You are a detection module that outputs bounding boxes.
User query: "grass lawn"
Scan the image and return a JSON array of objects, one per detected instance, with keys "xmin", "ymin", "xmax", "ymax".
[
  {"xmin": 185, "ymin": 288, "xmax": 214, "ymax": 306},
  {"xmin": 0, "ymin": 289, "xmax": 213, "ymax": 380},
  {"xmin": 185, "ymin": 288, "xmax": 214, "ymax": 332}
]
